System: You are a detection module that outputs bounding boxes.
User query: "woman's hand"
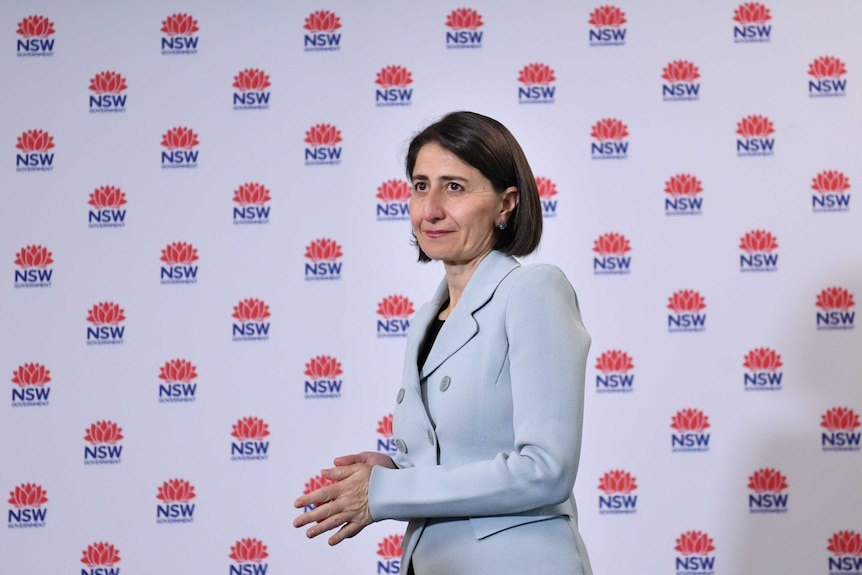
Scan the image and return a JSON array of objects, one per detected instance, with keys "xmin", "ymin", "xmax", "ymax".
[{"xmin": 293, "ymin": 453, "xmax": 395, "ymax": 545}]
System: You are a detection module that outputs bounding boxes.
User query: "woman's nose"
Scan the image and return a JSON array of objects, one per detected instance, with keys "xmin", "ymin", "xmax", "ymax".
[{"xmin": 422, "ymin": 186, "xmax": 445, "ymax": 221}]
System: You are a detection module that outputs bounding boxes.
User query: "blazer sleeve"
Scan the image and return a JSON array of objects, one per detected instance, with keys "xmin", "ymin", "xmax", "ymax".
[{"xmin": 368, "ymin": 264, "xmax": 590, "ymax": 520}]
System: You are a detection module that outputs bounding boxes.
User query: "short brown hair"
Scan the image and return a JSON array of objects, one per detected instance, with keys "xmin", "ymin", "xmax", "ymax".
[{"xmin": 405, "ymin": 111, "xmax": 542, "ymax": 262}]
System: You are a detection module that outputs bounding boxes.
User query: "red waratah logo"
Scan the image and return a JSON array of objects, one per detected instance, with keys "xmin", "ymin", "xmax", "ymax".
[
  {"xmin": 812, "ymin": 170, "xmax": 851, "ymax": 194},
  {"xmin": 89, "ymin": 186, "xmax": 126, "ymax": 208},
  {"xmin": 593, "ymin": 233, "xmax": 631, "ymax": 256},
  {"xmin": 595, "ymin": 350, "xmax": 634, "ymax": 374},
  {"xmin": 156, "ymin": 479, "xmax": 196, "ymax": 503},
  {"xmin": 159, "ymin": 359, "xmax": 197, "ymax": 383},
  {"xmin": 377, "ymin": 180, "xmax": 411, "ymax": 202},
  {"xmin": 816, "ymin": 287, "xmax": 855, "ymax": 311},
  {"xmin": 89, "ymin": 71, "xmax": 127, "ymax": 94},
  {"xmin": 668, "ymin": 290, "xmax": 706, "ymax": 314},
  {"xmin": 446, "ymin": 8, "xmax": 483, "ymax": 29},
  {"xmin": 598, "ymin": 470, "xmax": 637, "ymax": 494},
  {"xmin": 518, "ymin": 63, "xmax": 556, "ymax": 86},
  {"xmin": 12, "ymin": 363, "xmax": 51, "ymax": 387},
  {"xmin": 589, "ymin": 6, "xmax": 627, "ymax": 27},
  {"xmin": 305, "ymin": 239, "xmax": 342, "ymax": 262},
  {"xmin": 232, "ymin": 298, "xmax": 270, "ymax": 322},
  {"xmin": 304, "ymin": 10, "xmax": 341, "ymax": 32},
  {"xmin": 378, "ymin": 414, "xmax": 394, "ymax": 437},
  {"xmin": 739, "ymin": 230, "xmax": 778, "ymax": 253},
  {"xmin": 377, "ymin": 295, "xmax": 415, "ymax": 319},
  {"xmin": 17, "ymin": 15, "xmax": 56, "ymax": 38},
  {"xmin": 829, "ymin": 531, "xmax": 862, "ymax": 556},
  {"xmin": 230, "ymin": 539, "xmax": 269, "ymax": 563},
  {"xmin": 748, "ymin": 468, "xmax": 787, "ymax": 493},
  {"xmin": 675, "ymin": 531, "xmax": 715, "ymax": 555},
  {"xmin": 161, "ymin": 127, "xmax": 199, "ymax": 150},
  {"xmin": 81, "ymin": 543, "xmax": 121, "ymax": 568},
  {"xmin": 305, "ymin": 124, "xmax": 342, "ymax": 146},
  {"xmin": 161, "ymin": 13, "xmax": 198, "ymax": 36},
  {"xmin": 536, "ymin": 177, "xmax": 558, "ymax": 199},
  {"xmin": 15, "ymin": 245, "xmax": 53, "ymax": 269},
  {"xmin": 87, "ymin": 302, "xmax": 125, "ymax": 326},
  {"xmin": 736, "ymin": 115, "xmax": 774, "ymax": 138},
  {"xmin": 376, "ymin": 65, "xmax": 413, "ymax": 88},
  {"xmin": 233, "ymin": 68, "xmax": 271, "ymax": 91},
  {"xmin": 8, "ymin": 483, "xmax": 48, "ymax": 508},
  {"xmin": 160, "ymin": 242, "xmax": 199, "ymax": 265},
  {"xmin": 744, "ymin": 348, "xmax": 782, "ymax": 371},
  {"xmin": 591, "ymin": 119, "xmax": 629, "ymax": 141},
  {"xmin": 665, "ymin": 174, "xmax": 703, "ymax": 197},
  {"xmin": 662, "ymin": 60, "xmax": 700, "ymax": 83},
  {"xmin": 303, "ymin": 474, "xmax": 334, "ymax": 496},
  {"xmin": 821, "ymin": 407, "xmax": 861, "ymax": 432},
  {"xmin": 305, "ymin": 355, "xmax": 343, "ymax": 379},
  {"xmin": 377, "ymin": 534, "xmax": 404, "ymax": 560},
  {"xmin": 233, "ymin": 183, "xmax": 271, "ymax": 205},
  {"xmin": 85, "ymin": 421, "xmax": 123, "ymax": 444},
  {"xmin": 16, "ymin": 129, "xmax": 54, "ymax": 153},
  {"xmin": 809, "ymin": 56, "xmax": 847, "ymax": 79},
  {"xmin": 671, "ymin": 409, "xmax": 710, "ymax": 433},
  {"xmin": 733, "ymin": 3, "xmax": 771, "ymax": 24},
  {"xmin": 231, "ymin": 417, "xmax": 270, "ymax": 441}
]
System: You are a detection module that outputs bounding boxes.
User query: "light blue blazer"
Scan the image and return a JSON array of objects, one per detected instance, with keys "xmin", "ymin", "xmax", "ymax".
[{"xmin": 368, "ymin": 250, "xmax": 592, "ymax": 574}]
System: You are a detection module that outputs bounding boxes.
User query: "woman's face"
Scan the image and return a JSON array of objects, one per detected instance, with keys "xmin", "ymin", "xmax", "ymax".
[{"xmin": 409, "ymin": 142, "xmax": 517, "ymax": 267}]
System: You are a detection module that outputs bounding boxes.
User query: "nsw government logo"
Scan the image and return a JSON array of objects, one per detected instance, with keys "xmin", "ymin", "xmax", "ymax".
[
  {"xmin": 662, "ymin": 60, "xmax": 701, "ymax": 101},
  {"xmin": 748, "ymin": 468, "xmax": 788, "ymax": 513},
  {"xmin": 591, "ymin": 119, "xmax": 628, "ymax": 159},
  {"xmin": 812, "ymin": 170, "xmax": 851, "ymax": 213},
  {"xmin": 81, "ymin": 542, "xmax": 121, "ymax": 575},
  {"xmin": 232, "ymin": 298, "xmax": 271, "ymax": 342},
  {"xmin": 14, "ymin": 245, "xmax": 53, "ymax": 288},
  {"xmin": 828, "ymin": 531, "xmax": 862, "ymax": 574},
  {"xmin": 376, "ymin": 180, "xmax": 411, "ymax": 221},
  {"xmin": 376, "ymin": 413, "xmax": 397, "ymax": 455},
  {"xmin": 736, "ymin": 115, "xmax": 774, "ymax": 157},
  {"xmin": 743, "ymin": 348, "xmax": 783, "ymax": 391},
  {"xmin": 821, "ymin": 407, "xmax": 861, "ymax": 452},
  {"xmin": 89, "ymin": 186, "xmax": 127, "ymax": 228},
  {"xmin": 83, "ymin": 420, "xmax": 123, "ymax": 465},
  {"xmin": 739, "ymin": 230, "xmax": 778, "ymax": 272},
  {"xmin": 304, "ymin": 123, "xmax": 342, "ymax": 165},
  {"xmin": 816, "ymin": 287, "xmax": 855, "ymax": 331},
  {"xmin": 733, "ymin": 2, "xmax": 771, "ymax": 43},
  {"xmin": 668, "ymin": 290, "xmax": 706, "ymax": 333},
  {"xmin": 595, "ymin": 350, "xmax": 634, "ymax": 393},
  {"xmin": 11, "ymin": 363, "xmax": 51, "ymax": 407},
  {"xmin": 301, "ymin": 475, "xmax": 333, "ymax": 512},
  {"xmin": 304, "ymin": 355, "xmax": 343, "ymax": 399},
  {"xmin": 446, "ymin": 8, "xmax": 483, "ymax": 49},
  {"xmin": 593, "ymin": 233, "xmax": 631, "ymax": 275},
  {"xmin": 86, "ymin": 302, "xmax": 125, "ymax": 345},
  {"xmin": 156, "ymin": 479, "xmax": 195, "ymax": 524},
  {"xmin": 377, "ymin": 295, "xmax": 414, "ymax": 338},
  {"xmin": 589, "ymin": 6, "xmax": 626, "ymax": 46},
  {"xmin": 671, "ymin": 408, "xmax": 711, "ymax": 452},
  {"xmin": 161, "ymin": 13, "xmax": 199, "ymax": 55},
  {"xmin": 675, "ymin": 531, "xmax": 716, "ymax": 574},
  {"xmin": 16, "ymin": 129, "xmax": 54, "ymax": 172},
  {"xmin": 160, "ymin": 242, "xmax": 199, "ymax": 285},
  {"xmin": 161, "ymin": 127, "xmax": 199, "ymax": 169},
  {"xmin": 7, "ymin": 483, "xmax": 48, "ymax": 528},
  {"xmin": 231, "ymin": 416, "xmax": 270, "ymax": 461},
  {"xmin": 158, "ymin": 359, "xmax": 198, "ymax": 403},
  {"xmin": 233, "ymin": 183, "xmax": 271, "ymax": 225},
  {"xmin": 16, "ymin": 15, "xmax": 55, "ymax": 57},
  {"xmin": 536, "ymin": 177, "xmax": 559, "ymax": 218},
  {"xmin": 376, "ymin": 535, "xmax": 403, "ymax": 574},
  {"xmin": 665, "ymin": 174, "xmax": 703, "ymax": 215},
  {"xmin": 88, "ymin": 71, "xmax": 127, "ymax": 113},
  {"xmin": 809, "ymin": 56, "xmax": 847, "ymax": 98},
  {"xmin": 230, "ymin": 538, "xmax": 270, "ymax": 575},
  {"xmin": 598, "ymin": 470, "xmax": 637, "ymax": 515},
  {"xmin": 233, "ymin": 68, "xmax": 271, "ymax": 110},
  {"xmin": 305, "ymin": 238, "xmax": 343, "ymax": 281},
  {"xmin": 376, "ymin": 65, "xmax": 413, "ymax": 107},
  {"xmin": 518, "ymin": 63, "xmax": 556, "ymax": 104},
  {"xmin": 304, "ymin": 10, "xmax": 342, "ymax": 52}
]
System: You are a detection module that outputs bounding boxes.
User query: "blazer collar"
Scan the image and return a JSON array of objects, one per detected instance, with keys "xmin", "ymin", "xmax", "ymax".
[{"xmin": 418, "ymin": 250, "xmax": 520, "ymax": 379}]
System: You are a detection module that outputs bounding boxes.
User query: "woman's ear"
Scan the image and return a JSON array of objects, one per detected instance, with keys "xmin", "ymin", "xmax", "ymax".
[{"xmin": 500, "ymin": 186, "xmax": 519, "ymax": 220}]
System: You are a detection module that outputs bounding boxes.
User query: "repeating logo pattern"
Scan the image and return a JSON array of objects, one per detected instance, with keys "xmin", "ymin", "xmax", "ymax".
[
  {"xmin": 375, "ymin": 65, "xmax": 413, "ymax": 107},
  {"xmin": 821, "ymin": 407, "xmax": 861, "ymax": 452},
  {"xmin": 733, "ymin": 2, "xmax": 772, "ymax": 43},
  {"xmin": 595, "ymin": 350, "xmax": 635, "ymax": 393},
  {"xmin": 161, "ymin": 13, "xmax": 199, "ymax": 55},
  {"xmin": 233, "ymin": 68, "xmax": 271, "ymax": 110},
  {"xmin": 156, "ymin": 479, "xmax": 196, "ymax": 524},
  {"xmin": 231, "ymin": 417, "xmax": 270, "ymax": 461},
  {"xmin": 160, "ymin": 242, "xmax": 199, "ymax": 285},
  {"xmin": 445, "ymin": 8, "xmax": 483, "ymax": 49},
  {"xmin": 376, "ymin": 180, "xmax": 411, "ymax": 221},
  {"xmin": 808, "ymin": 56, "xmax": 847, "ymax": 98},
  {"xmin": 14, "ymin": 245, "xmax": 53, "ymax": 288},
  {"xmin": 591, "ymin": 119, "xmax": 628, "ymax": 159},
  {"xmin": 748, "ymin": 468, "xmax": 788, "ymax": 513},
  {"xmin": 598, "ymin": 470, "xmax": 638, "ymax": 514},
  {"xmin": 15, "ymin": 129, "xmax": 55, "ymax": 172},
  {"xmin": 811, "ymin": 170, "xmax": 851, "ymax": 213},
  {"xmin": 376, "ymin": 295, "xmax": 415, "ymax": 338},
  {"xmin": 828, "ymin": 531, "xmax": 862, "ymax": 573},
  {"xmin": 232, "ymin": 299, "xmax": 271, "ymax": 342},
  {"xmin": 518, "ymin": 63, "xmax": 556, "ymax": 104},
  {"xmin": 7, "ymin": 483, "xmax": 48, "ymax": 528},
  {"xmin": 304, "ymin": 10, "xmax": 342, "ymax": 52},
  {"xmin": 84, "ymin": 420, "xmax": 124, "ymax": 464},
  {"xmin": 233, "ymin": 182, "xmax": 271, "ymax": 224},
  {"xmin": 81, "ymin": 542, "xmax": 121, "ymax": 574},
  {"xmin": 743, "ymin": 348, "xmax": 783, "ymax": 391},
  {"xmin": 16, "ymin": 15, "xmax": 55, "ymax": 57},
  {"xmin": 736, "ymin": 115, "xmax": 775, "ymax": 157},
  {"xmin": 11, "ymin": 362, "xmax": 52, "ymax": 407},
  {"xmin": 230, "ymin": 538, "xmax": 270, "ymax": 573},
  {"xmin": 88, "ymin": 186, "xmax": 127, "ymax": 228},
  {"xmin": 158, "ymin": 359, "xmax": 198, "ymax": 403},
  {"xmin": 816, "ymin": 287, "xmax": 856, "ymax": 330},
  {"xmin": 161, "ymin": 127, "xmax": 199, "ymax": 169},
  {"xmin": 376, "ymin": 534, "xmax": 403, "ymax": 572},
  {"xmin": 304, "ymin": 355, "xmax": 343, "ymax": 399},
  {"xmin": 667, "ymin": 290, "xmax": 707, "ymax": 332},
  {"xmin": 739, "ymin": 230, "xmax": 778, "ymax": 272},
  {"xmin": 86, "ymin": 302, "xmax": 126, "ymax": 345},
  {"xmin": 665, "ymin": 174, "xmax": 703, "ymax": 215},
  {"xmin": 376, "ymin": 413, "xmax": 396, "ymax": 454},
  {"xmin": 662, "ymin": 60, "xmax": 701, "ymax": 101},
  {"xmin": 304, "ymin": 238, "xmax": 343, "ymax": 281},
  {"xmin": 589, "ymin": 6, "xmax": 627, "ymax": 46},
  {"xmin": 675, "ymin": 531, "xmax": 716, "ymax": 573},
  {"xmin": 89, "ymin": 71, "xmax": 128, "ymax": 113},
  {"xmin": 593, "ymin": 233, "xmax": 631, "ymax": 275},
  {"xmin": 535, "ymin": 177, "xmax": 559, "ymax": 218},
  {"xmin": 304, "ymin": 123, "xmax": 342, "ymax": 165},
  {"xmin": 671, "ymin": 409, "xmax": 711, "ymax": 452}
]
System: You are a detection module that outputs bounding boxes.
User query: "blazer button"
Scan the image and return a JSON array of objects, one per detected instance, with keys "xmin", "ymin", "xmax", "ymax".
[
  {"xmin": 395, "ymin": 438, "xmax": 407, "ymax": 454},
  {"xmin": 427, "ymin": 429, "xmax": 436, "ymax": 445},
  {"xmin": 439, "ymin": 376, "xmax": 451, "ymax": 391},
  {"xmin": 396, "ymin": 389, "xmax": 405, "ymax": 404}
]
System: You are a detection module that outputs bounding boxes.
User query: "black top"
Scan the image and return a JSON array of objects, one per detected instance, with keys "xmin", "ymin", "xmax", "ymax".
[{"xmin": 417, "ymin": 300, "xmax": 448, "ymax": 370}]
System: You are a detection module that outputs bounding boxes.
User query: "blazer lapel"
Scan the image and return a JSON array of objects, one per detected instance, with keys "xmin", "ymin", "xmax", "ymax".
[
  {"xmin": 420, "ymin": 251, "xmax": 520, "ymax": 379},
  {"xmin": 403, "ymin": 278, "xmax": 449, "ymax": 391}
]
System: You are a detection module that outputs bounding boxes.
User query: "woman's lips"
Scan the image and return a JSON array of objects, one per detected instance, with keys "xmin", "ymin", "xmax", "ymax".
[{"xmin": 423, "ymin": 230, "xmax": 452, "ymax": 239}]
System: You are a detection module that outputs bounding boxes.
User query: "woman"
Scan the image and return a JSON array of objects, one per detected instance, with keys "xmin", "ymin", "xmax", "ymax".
[{"xmin": 294, "ymin": 111, "xmax": 592, "ymax": 574}]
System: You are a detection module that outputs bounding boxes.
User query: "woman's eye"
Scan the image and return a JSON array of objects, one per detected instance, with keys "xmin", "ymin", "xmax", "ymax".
[
  {"xmin": 447, "ymin": 182, "xmax": 463, "ymax": 192},
  {"xmin": 413, "ymin": 182, "xmax": 427, "ymax": 192}
]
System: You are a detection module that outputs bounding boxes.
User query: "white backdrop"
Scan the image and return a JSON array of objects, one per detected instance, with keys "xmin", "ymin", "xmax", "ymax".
[{"xmin": 2, "ymin": 1, "xmax": 861, "ymax": 574}]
